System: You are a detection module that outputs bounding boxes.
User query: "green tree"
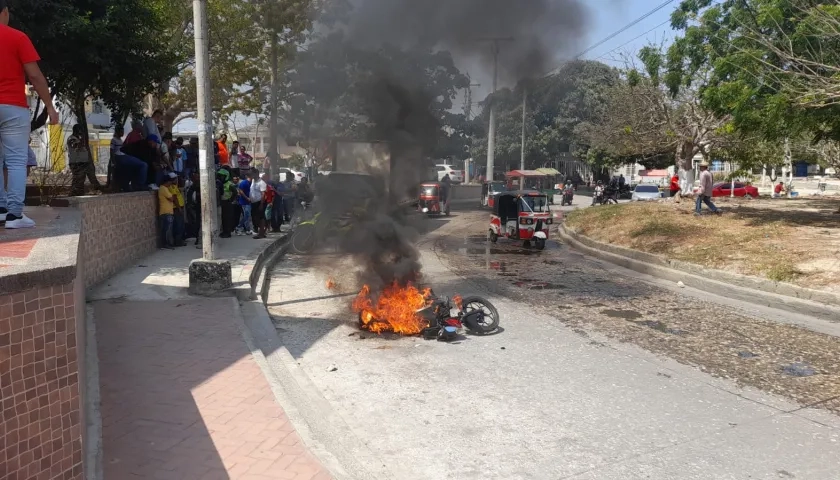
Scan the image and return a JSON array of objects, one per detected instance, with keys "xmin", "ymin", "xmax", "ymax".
[
  {"xmin": 471, "ymin": 60, "xmax": 620, "ymax": 171},
  {"xmin": 10, "ymin": 0, "xmax": 177, "ymax": 139},
  {"xmin": 671, "ymin": 0, "xmax": 840, "ymax": 143}
]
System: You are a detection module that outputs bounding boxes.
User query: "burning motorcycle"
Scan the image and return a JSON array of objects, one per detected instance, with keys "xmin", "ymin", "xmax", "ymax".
[
  {"xmin": 419, "ymin": 294, "xmax": 500, "ymax": 341},
  {"xmin": 355, "ymin": 283, "xmax": 500, "ymax": 341}
]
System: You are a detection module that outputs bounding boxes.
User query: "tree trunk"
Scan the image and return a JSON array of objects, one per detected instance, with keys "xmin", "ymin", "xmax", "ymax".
[{"xmin": 676, "ymin": 141, "xmax": 697, "ymax": 194}]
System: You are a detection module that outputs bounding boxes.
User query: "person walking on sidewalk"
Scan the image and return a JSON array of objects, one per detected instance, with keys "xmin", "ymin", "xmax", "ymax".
[
  {"xmin": 695, "ymin": 162, "xmax": 721, "ymax": 216},
  {"xmin": 0, "ymin": 0, "xmax": 58, "ymax": 228},
  {"xmin": 67, "ymin": 124, "xmax": 103, "ymax": 196}
]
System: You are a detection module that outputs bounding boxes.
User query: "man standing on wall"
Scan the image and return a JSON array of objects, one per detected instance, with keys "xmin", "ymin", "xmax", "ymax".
[{"xmin": 0, "ymin": 0, "xmax": 58, "ymax": 228}]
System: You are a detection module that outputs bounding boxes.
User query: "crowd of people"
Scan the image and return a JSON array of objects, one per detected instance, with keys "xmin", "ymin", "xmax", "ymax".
[{"xmin": 156, "ymin": 158, "xmax": 313, "ymax": 250}]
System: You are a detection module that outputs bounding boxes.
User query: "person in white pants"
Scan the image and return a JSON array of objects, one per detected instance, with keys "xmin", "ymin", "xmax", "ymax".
[{"xmin": 0, "ymin": 0, "xmax": 58, "ymax": 229}]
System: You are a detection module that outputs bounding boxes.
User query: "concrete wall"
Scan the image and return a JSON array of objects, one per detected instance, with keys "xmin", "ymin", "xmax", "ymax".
[
  {"xmin": 69, "ymin": 192, "xmax": 158, "ymax": 288},
  {"xmin": 0, "ymin": 280, "xmax": 84, "ymax": 480}
]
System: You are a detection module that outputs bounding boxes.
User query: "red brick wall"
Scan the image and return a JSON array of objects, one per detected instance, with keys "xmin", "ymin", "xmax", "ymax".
[
  {"xmin": 0, "ymin": 282, "xmax": 83, "ymax": 480},
  {"xmin": 73, "ymin": 192, "xmax": 158, "ymax": 288}
]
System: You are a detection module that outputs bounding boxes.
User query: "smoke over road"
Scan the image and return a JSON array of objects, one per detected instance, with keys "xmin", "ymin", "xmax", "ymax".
[
  {"xmin": 298, "ymin": 0, "xmax": 591, "ymax": 293},
  {"xmin": 343, "ymin": 0, "xmax": 590, "ymax": 82}
]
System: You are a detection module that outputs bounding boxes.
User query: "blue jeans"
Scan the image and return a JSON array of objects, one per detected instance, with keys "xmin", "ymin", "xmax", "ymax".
[
  {"xmin": 237, "ymin": 203, "xmax": 252, "ymax": 231},
  {"xmin": 695, "ymin": 195, "xmax": 718, "ymax": 214},
  {"xmin": 159, "ymin": 214, "xmax": 174, "ymax": 247},
  {"xmin": 173, "ymin": 210, "xmax": 185, "ymax": 244},
  {"xmin": 0, "ymin": 105, "xmax": 32, "ymax": 216},
  {"xmin": 116, "ymin": 154, "xmax": 148, "ymax": 192}
]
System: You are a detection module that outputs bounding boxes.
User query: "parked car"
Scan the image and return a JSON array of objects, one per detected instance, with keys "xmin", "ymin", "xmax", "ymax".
[
  {"xmin": 631, "ymin": 184, "xmax": 662, "ymax": 201},
  {"xmin": 435, "ymin": 164, "xmax": 464, "ymax": 183},
  {"xmin": 277, "ymin": 168, "xmax": 305, "ymax": 183},
  {"xmin": 711, "ymin": 182, "xmax": 759, "ymax": 198}
]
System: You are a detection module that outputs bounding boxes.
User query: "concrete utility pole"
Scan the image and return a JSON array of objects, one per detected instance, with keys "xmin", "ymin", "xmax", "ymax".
[
  {"xmin": 269, "ymin": 30, "xmax": 279, "ymax": 177},
  {"xmin": 784, "ymin": 137, "xmax": 793, "ymax": 198},
  {"xmin": 477, "ymin": 37, "xmax": 513, "ymax": 182},
  {"xmin": 189, "ymin": 0, "xmax": 232, "ymax": 294},
  {"xmin": 519, "ymin": 86, "xmax": 527, "ymax": 190},
  {"xmin": 464, "ymin": 80, "xmax": 480, "ymax": 182}
]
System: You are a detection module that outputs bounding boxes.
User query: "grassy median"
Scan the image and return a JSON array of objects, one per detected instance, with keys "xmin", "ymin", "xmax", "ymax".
[{"xmin": 565, "ymin": 197, "xmax": 840, "ymax": 291}]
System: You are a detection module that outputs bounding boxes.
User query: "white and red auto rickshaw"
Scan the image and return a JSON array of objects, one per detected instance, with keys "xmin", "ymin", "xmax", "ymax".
[{"xmin": 488, "ymin": 191, "xmax": 552, "ymax": 250}]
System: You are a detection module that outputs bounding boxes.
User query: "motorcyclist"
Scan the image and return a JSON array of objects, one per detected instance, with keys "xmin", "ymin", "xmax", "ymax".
[{"xmin": 591, "ymin": 180, "xmax": 604, "ymax": 206}]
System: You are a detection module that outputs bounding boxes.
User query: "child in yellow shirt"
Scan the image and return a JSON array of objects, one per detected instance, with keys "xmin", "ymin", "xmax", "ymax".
[{"xmin": 158, "ymin": 175, "xmax": 175, "ymax": 249}]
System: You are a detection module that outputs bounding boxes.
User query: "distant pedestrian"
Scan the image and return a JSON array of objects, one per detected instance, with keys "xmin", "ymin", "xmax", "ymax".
[
  {"xmin": 670, "ymin": 172, "xmax": 681, "ymax": 198},
  {"xmin": 158, "ymin": 175, "xmax": 176, "ymax": 249},
  {"xmin": 166, "ymin": 172, "xmax": 185, "ymax": 246},
  {"xmin": 773, "ymin": 181, "xmax": 785, "ymax": 198},
  {"xmin": 249, "ymin": 168, "xmax": 268, "ymax": 239},
  {"xmin": 111, "ymin": 125, "xmax": 148, "ymax": 192},
  {"xmin": 0, "ymin": 1, "xmax": 58, "ymax": 228},
  {"xmin": 185, "ymin": 170, "xmax": 201, "ymax": 246},
  {"xmin": 229, "ymin": 140, "xmax": 240, "ymax": 177},
  {"xmin": 67, "ymin": 124, "xmax": 102, "ymax": 196},
  {"xmin": 695, "ymin": 162, "xmax": 720, "ymax": 216},
  {"xmin": 218, "ymin": 168, "xmax": 237, "ymax": 238},
  {"xmin": 236, "ymin": 174, "xmax": 253, "ymax": 235},
  {"xmin": 237, "ymin": 145, "xmax": 253, "ymax": 177}
]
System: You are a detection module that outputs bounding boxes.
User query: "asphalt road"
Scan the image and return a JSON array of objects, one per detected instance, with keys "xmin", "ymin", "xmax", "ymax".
[{"xmin": 266, "ymin": 201, "xmax": 840, "ymax": 480}]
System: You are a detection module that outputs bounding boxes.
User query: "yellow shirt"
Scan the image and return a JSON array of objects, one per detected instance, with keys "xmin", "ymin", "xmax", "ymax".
[
  {"xmin": 158, "ymin": 187, "xmax": 174, "ymax": 215},
  {"xmin": 168, "ymin": 184, "xmax": 184, "ymax": 208}
]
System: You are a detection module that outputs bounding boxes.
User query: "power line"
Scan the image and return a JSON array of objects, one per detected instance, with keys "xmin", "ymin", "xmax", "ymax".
[
  {"xmin": 575, "ymin": 0, "xmax": 676, "ymax": 59},
  {"xmin": 594, "ymin": 19, "xmax": 671, "ymax": 60}
]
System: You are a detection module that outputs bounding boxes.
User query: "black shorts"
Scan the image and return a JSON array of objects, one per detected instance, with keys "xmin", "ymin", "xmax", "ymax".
[{"xmin": 251, "ymin": 201, "xmax": 264, "ymax": 222}]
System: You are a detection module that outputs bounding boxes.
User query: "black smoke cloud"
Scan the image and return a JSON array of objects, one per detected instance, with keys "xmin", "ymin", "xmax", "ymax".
[
  {"xmin": 342, "ymin": 0, "xmax": 590, "ymax": 82},
  {"xmin": 301, "ymin": 0, "xmax": 590, "ymax": 293}
]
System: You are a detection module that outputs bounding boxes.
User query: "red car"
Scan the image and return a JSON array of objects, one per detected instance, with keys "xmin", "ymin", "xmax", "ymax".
[{"xmin": 711, "ymin": 182, "xmax": 759, "ymax": 198}]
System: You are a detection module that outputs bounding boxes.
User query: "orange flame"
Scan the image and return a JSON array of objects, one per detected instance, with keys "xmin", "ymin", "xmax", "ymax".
[
  {"xmin": 352, "ymin": 282, "xmax": 433, "ymax": 335},
  {"xmin": 326, "ymin": 278, "xmax": 336, "ymax": 290}
]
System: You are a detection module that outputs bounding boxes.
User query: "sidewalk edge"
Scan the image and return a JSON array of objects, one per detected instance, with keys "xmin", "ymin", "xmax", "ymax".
[
  {"xmin": 84, "ymin": 305, "xmax": 103, "ymax": 480},
  {"xmin": 233, "ymin": 236, "xmax": 391, "ymax": 480},
  {"xmin": 558, "ymin": 224, "xmax": 840, "ymax": 323}
]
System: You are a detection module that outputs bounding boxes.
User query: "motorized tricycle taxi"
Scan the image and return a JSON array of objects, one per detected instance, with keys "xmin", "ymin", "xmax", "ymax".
[
  {"xmin": 488, "ymin": 191, "xmax": 553, "ymax": 250},
  {"xmin": 481, "ymin": 181, "xmax": 508, "ymax": 208},
  {"xmin": 418, "ymin": 182, "xmax": 450, "ymax": 216}
]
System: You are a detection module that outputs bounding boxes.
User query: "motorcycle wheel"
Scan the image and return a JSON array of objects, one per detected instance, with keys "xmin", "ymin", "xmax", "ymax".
[
  {"xmin": 461, "ymin": 297, "xmax": 500, "ymax": 334},
  {"xmin": 535, "ymin": 238, "xmax": 546, "ymax": 250},
  {"xmin": 489, "ymin": 230, "xmax": 498, "ymax": 243},
  {"xmin": 290, "ymin": 223, "xmax": 316, "ymax": 254}
]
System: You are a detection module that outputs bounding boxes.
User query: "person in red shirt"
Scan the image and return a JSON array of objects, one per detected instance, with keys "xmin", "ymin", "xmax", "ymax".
[
  {"xmin": 773, "ymin": 181, "xmax": 785, "ymax": 198},
  {"xmin": 669, "ymin": 173, "xmax": 681, "ymax": 197},
  {"xmin": 0, "ymin": 0, "xmax": 58, "ymax": 228}
]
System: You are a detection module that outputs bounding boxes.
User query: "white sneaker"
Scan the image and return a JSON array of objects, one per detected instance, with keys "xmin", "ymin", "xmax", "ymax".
[
  {"xmin": 245, "ymin": 230, "xmax": 253, "ymax": 236},
  {"xmin": 5, "ymin": 214, "xmax": 36, "ymax": 229}
]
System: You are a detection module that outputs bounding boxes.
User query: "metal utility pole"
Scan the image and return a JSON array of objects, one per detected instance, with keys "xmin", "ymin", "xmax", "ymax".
[
  {"xmin": 477, "ymin": 37, "xmax": 513, "ymax": 182},
  {"xmin": 519, "ymin": 86, "xmax": 527, "ymax": 190},
  {"xmin": 464, "ymin": 79, "xmax": 480, "ymax": 182},
  {"xmin": 192, "ymin": 0, "xmax": 217, "ymax": 260},
  {"xmin": 269, "ymin": 30, "xmax": 279, "ymax": 177}
]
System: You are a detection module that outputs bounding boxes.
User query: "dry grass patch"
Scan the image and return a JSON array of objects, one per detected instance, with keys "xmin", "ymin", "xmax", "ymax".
[{"xmin": 566, "ymin": 198, "xmax": 840, "ymax": 292}]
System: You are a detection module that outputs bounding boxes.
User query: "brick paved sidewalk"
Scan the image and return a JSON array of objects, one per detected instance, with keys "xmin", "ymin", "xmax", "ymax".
[{"xmin": 95, "ymin": 297, "xmax": 331, "ymax": 480}]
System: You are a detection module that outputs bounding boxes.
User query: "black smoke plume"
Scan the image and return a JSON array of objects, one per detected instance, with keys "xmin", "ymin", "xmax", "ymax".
[
  {"xmin": 301, "ymin": 0, "xmax": 589, "ymax": 291},
  {"xmin": 343, "ymin": 0, "xmax": 590, "ymax": 82}
]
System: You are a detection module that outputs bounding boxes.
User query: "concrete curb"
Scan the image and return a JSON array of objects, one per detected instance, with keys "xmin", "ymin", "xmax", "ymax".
[
  {"xmin": 84, "ymin": 305, "xmax": 103, "ymax": 480},
  {"xmin": 233, "ymin": 235, "xmax": 392, "ymax": 480},
  {"xmin": 558, "ymin": 224, "xmax": 840, "ymax": 322}
]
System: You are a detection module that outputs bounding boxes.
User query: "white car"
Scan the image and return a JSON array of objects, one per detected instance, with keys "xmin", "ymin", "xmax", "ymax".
[
  {"xmin": 435, "ymin": 164, "xmax": 464, "ymax": 183},
  {"xmin": 631, "ymin": 184, "xmax": 662, "ymax": 201},
  {"xmin": 277, "ymin": 168, "xmax": 304, "ymax": 183}
]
